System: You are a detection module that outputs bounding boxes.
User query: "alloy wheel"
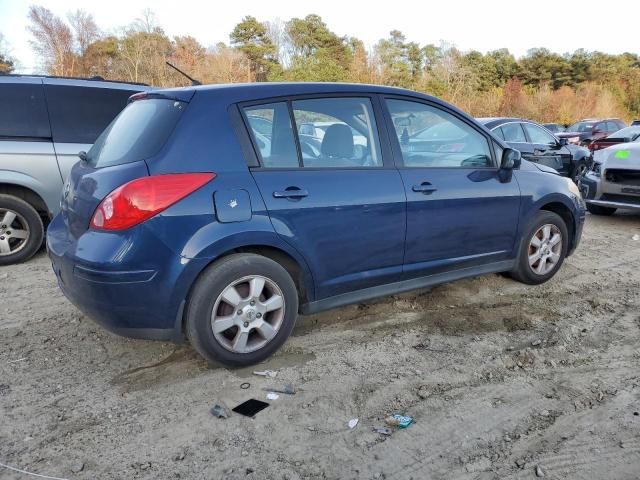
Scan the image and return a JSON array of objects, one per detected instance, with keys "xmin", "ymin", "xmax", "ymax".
[
  {"xmin": 0, "ymin": 209, "xmax": 30, "ymax": 257},
  {"xmin": 211, "ymin": 275, "xmax": 285, "ymax": 354},
  {"xmin": 528, "ymin": 224, "xmax": 562, "ymax": 275}
]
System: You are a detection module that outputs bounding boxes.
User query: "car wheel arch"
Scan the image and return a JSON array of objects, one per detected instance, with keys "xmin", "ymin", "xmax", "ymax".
[
  {"xmin": 176, "ymin": 241, "xmax": 316, "ymax": 337},
  {"xmin": 0, "ymin": 182, "xmax": 49, "ymax": 218},
  {"xmin": 539, "ymin": 201, "xmax": 575, "ymax": 247}
]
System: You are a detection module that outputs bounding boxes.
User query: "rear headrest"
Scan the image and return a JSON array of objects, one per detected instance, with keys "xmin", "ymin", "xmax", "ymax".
[{"xmin": 321, "ymin": 124, "xmax": 353, "ymax": 158}]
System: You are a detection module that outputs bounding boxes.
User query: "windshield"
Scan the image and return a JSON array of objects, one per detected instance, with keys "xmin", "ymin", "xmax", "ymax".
[
  {"xmin": 87, "ymin": 98, "xmax": 186, "ymax": 168},
  {"xmin": 609, "ymin": 126, "xmax": 640, "ymax": 139},
  {"xmin": 567, "ymin": 121, "xmax": 596, "ymax": 132}
]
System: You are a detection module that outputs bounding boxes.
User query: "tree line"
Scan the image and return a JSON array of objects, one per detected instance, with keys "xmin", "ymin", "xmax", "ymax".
[{"xmin": 3, "ymin": 6, "xmax": 640, "ymax": 123}]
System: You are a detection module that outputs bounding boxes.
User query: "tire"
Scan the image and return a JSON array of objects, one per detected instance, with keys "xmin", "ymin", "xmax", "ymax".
[
  {"xmin": 571, "ymin": 160, "xmax": 588, "ymax": 183},
  {"xmin": 586, "ymin": 203, "xmax": 617, "ymax": 216},
  {"xmin": 185, "ymin": 253, "xmax": 299, "ymax": 367},
  {"xmin": 510, "ymin": 211, "xmax": 569, "ymax": 285},
  {"xmin": 0, "ymin": 194, "xmax": 44, "ymax": 266}
]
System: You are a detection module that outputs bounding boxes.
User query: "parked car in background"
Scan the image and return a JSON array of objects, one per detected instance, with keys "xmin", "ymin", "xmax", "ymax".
[
  {"xmin": 557, "ymin": 118, "xmax": 626, "ymax": 146},
  {"xmin": 543, "ymin": 123, "xmax": 565, "ymax": 134},
  {"xmin": 0, "ymin": 75, "xmax": 148, "ymax": 265},
  {"xmin": 631, "ymin": 119, "xmax": 640, "ymax": 126},
  {"xmin": 48, "ymin": 83, "xmax": 585, "ymax": 367},
  {"xmin": 478, "ymin": 117, "xmax": 591, "ymax": 181},
  {"xmin": 581, "ymin": 142, "xmax": 640, "ymax": 215},
  {"xmin": 588, "ymin": 126, "xmax": 640, "ymax": 153}
]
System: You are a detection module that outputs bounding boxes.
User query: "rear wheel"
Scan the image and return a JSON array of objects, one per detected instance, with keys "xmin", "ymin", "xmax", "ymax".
[
  {"xmin": 510, "ymin": 211, "xmax": 568, "ymax": 285},
  {"xmin": 586, "ymin": 204, "xmax": 616, "ymax": 216},
  {"xmin": 185, "ymin": 253, "xmax": 299, "ymax": 367},
  {"xmin": 0, "ymin": 194, "xmax": 44, "ymax": 265}
]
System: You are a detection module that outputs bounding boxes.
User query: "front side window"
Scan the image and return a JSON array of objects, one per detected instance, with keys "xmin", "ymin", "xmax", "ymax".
[
  {"xmin": 500, "ymin": 123, "xmax": 527, "ymax": 143},
  {"xmin": 523, "ymin": 123, "xmax": 556, "ymax": 145},
  {"xmin": 386, "ymin": 99, "xmax": 492, "ymax": 168},
  {"xmin": 292, "ymin": 97, "xmax": 382, "ymax": 168}
]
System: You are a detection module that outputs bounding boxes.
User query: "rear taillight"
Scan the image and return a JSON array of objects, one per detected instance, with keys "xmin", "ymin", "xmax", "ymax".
[{"xmin": 90, "ymin": 173, "xmax": 215, "ymax": 230}]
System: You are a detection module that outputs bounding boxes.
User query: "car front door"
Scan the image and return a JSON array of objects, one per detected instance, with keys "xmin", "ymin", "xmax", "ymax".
[
  {"xmin": 243, "ymin": 97, "xmax": 406, "ymax": 300},
  {"xmin": 522, "ymin": 122, "xmax": 570, "ymax": 175},
  {"xmin": 383, "ymin": 97, "xmax": 521, "ymax": 279}
]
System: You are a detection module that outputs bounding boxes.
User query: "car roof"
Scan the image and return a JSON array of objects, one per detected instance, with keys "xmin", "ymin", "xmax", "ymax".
[
  {"xmin": 477, "ymin": 117, "xmax": 533, "ymax": 129},
  {"xmin": 155, "ymin": 82, "xmax": 461, "ymax": 109},
  {"xmin": 0, "ymin": 74, "xmax": 150, "ymax": 91}
]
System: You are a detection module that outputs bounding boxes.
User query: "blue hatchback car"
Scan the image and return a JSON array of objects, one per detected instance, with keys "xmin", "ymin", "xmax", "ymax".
[{"xmin": 47, "ymin": 83, "xmax": 585, "ymax": 366}]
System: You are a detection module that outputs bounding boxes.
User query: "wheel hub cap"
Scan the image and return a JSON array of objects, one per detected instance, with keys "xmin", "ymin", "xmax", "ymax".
[
  {"xmin": 211, "ymin": 275, "xmax": 285, "ymax": 354},
  {"xmin": 0, "ymin": 208, "xmax": 30, "ymax": 257},
  {"xmin": 528, "ymin": 223, "xmax": 562, "ymax": 276}
]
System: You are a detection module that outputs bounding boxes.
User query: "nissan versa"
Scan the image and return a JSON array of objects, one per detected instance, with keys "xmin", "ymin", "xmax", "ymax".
[{"xmin": 47, "ymin": 83, "xmax": 585, "ymax": 367}]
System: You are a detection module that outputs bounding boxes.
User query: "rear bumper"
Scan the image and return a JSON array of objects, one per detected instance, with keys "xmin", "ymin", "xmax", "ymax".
[{"xmin": 46, "ymin": 214, "xmax": 206, "ymax": 342}]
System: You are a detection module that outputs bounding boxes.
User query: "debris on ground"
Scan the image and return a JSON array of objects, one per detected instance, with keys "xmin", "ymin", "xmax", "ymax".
[
  {"xmin": 535, "ymin": 465, "xmax": 546, "ymax": 477},
  {"xmin": 373, "ymin": 427, "xmax": 393, "ymax": 436},
  {"xmin": 232, "ymin": 399, "xmax": 269, "ymax": 418},
  {"xmin": 348, "ymin": 418, "xmax": 359, "ymax": 429},
  {"xmin": 253, "ymin": 370, "xmax": 277, "ymax": 378},
  {"xmin": 385, "ymin": 414, "xmax": 414, "ymax": 429},
  {"xmin": 240, "ymin": 382, "xmax": 250, "ymax": 390},
  {"xmin": 632, "ymin": 234, "xmax": 639, "ymax": 241},
  {"xmin": 262, "ymin": 384, "xmax": 296, "ymax": 395},
  {"xmin": 210, "ymin": 404, "xmax": 230, "ymax": 419},
  {"xmin": 71, "ymin": 462, "xmax": 85, "ymax": 473},
  {"xmin": 266, "ymin": 392, "xmax": 279, "ymax": 401}
]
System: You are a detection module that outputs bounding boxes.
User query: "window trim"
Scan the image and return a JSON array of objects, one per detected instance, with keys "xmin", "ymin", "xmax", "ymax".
[
  {"xmin": 381, "ymin": 94, "xmax": 498, "ymax": 170},
  {"xmin": 237, "ymin": 93, "xmax": 394, "ymax": 171},
  {"xmin": 492, "ymin": 120, "xmax": 559, "ymax": 145}
]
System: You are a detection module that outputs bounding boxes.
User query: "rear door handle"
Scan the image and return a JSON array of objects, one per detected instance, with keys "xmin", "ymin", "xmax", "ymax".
[
  {"xmin": 412, "ymin": 183, "xmax": 437, "ymax": 194},
  {"xmin": 273, "ymin": 188, "xmax": 309, "ymax": 199}
]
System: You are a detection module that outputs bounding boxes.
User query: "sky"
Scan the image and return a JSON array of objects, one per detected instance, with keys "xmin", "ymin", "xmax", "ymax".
[{"xmin": 0, "ymin": 0, "xmax": 637, "ymax": 73}]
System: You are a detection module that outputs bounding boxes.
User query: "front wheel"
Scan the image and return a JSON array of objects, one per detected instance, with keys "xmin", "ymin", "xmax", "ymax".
[
  {"xmin": 571, "ymin": 160, "xmax": 588, "ymax": 183},
  {"xmin": 185, "ymin": 253, "xmax": 299, "ymax": 367},
  {"xmin": 510, "ymin": 211, "xmax": 569, "ymax": 285}
]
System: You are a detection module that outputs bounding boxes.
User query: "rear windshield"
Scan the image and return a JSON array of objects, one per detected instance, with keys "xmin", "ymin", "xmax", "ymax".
[{"xmin": 86, "ymin": 98, "xmax": 185, "ymax": 168}]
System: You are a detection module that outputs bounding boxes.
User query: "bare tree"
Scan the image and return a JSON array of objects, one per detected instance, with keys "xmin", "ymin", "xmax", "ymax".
[
  {"xmin": 28, "ymin": 5, "xmax": 75, "ymax": 75},
  {"xmin": 68, "ymin": 10, "xmax": 99, "ymax": 56}
]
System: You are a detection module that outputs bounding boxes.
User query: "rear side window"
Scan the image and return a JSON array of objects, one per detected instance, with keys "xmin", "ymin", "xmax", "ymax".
[
  {"xmin": 87, "ymin": 98, "xmax": 186, "ymax": 168},
  {"xmin": 243, "ymin": 102, "xmax": 300, "ymax": 168},
  {"xmin": 0, "ymin": 83, "xmax": 50, "ymax": 139},
  {"xmin": 45, "ymin": 85, "xmax": 139, "ymax": 144}
]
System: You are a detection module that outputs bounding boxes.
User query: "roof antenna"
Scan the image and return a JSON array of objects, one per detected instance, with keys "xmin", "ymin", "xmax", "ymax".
[{"xmin": 166, "ymin": 61, "xmax": 201, "ymax": 86}]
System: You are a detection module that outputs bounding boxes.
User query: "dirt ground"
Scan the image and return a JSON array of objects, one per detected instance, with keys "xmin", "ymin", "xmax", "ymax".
[{"xmin": 1, "ymin": 212, "xmax": 640, "ymax": 480}]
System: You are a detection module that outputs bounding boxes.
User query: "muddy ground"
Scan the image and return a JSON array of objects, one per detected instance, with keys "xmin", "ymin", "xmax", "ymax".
[{"xmin": 1, "ymin": 212, "xmax": 640, "ymax": 480}]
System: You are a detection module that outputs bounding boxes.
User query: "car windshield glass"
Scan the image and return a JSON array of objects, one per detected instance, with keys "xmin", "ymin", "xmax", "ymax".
[
  {"xmin": 87, "ymin": 98, "xmax": 185, "ymax": 168},
  {"xmin": 568, "ymin": 121, "xmax": 595, "ymax": 132},
  {"xmin": 609, "ymin": 126, "xmax": 640, "ymax": 139}
]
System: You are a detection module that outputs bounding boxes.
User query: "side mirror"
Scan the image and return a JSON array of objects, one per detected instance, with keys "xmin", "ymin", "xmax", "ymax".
[
  {"xmin": 558, "ymin": 138, "xmax": 568, "ymax": 147},
  {"xmin": 78, "ymin": 151, "xmax": 88, "ymax": 162},
  {"xmin": 500, "ymin": 148, "xmax": 521, "ymax": 170}
]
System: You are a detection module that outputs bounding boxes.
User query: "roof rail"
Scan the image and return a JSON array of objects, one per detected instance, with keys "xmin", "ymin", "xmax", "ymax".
[{"xmin": 0, "ymin": 73, "xmax": 149, "ymax": 86}]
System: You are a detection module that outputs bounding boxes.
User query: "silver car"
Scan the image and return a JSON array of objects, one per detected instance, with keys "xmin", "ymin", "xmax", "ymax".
[
  {"xmin": 580, "ymin": 142, "xmax": 640, "ymax": 215},
  {"xmin": 0, "ymin": 75, "xmax": 148, "ymax": 264}
]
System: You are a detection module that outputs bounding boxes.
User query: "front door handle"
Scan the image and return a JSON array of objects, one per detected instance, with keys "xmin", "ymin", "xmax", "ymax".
[
  {"xmin": 273, "ymin": 188, "xmax": 309, "ymax": 199},
  {"xmin": 412, "ymin": 183, "xmax": 437, "ymax": 194}
]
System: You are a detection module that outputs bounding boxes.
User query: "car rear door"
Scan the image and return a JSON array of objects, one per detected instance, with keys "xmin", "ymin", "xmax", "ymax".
[
  {"xmin": 522, "ymin": 122, "xmax": 569, "ymax": 174},
  {"xmin": 0, "ymin": 78, "xmax": 60, "ymax": 215},
  {"xmin": 43, "ymin": 80, "xmax": 141, "ymax": 182},
  {"xmin": 242, "ymin": 96, "xmax": 406, "ymax": 300},
  {"xmin": 383, "ymin": 97, "xmax": 520, "ymax": 278}
]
